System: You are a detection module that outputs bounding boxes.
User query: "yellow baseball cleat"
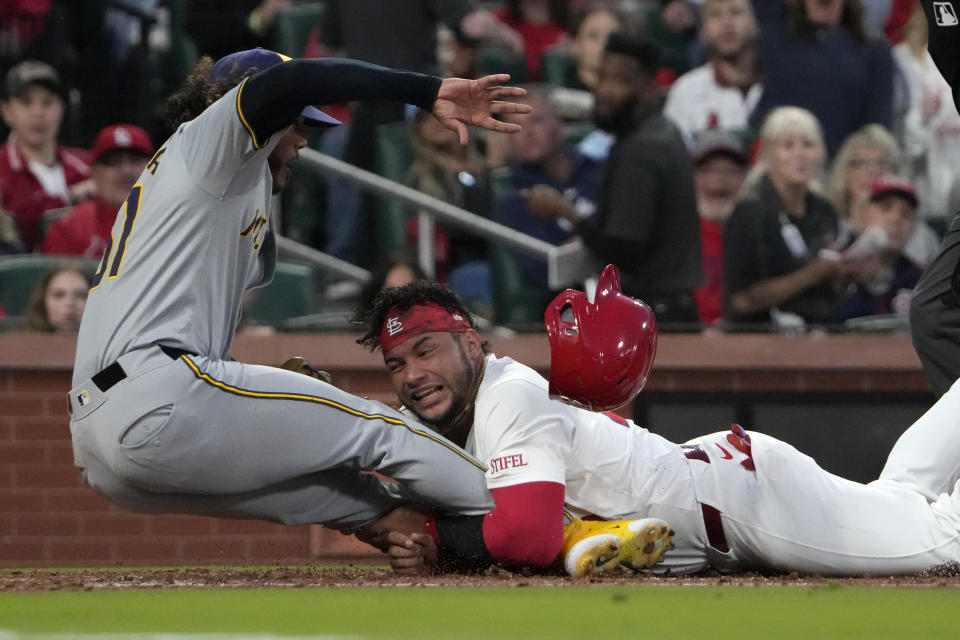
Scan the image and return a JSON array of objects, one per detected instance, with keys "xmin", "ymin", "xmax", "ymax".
[{"xmin": 562, "ymin": 517, "xmax": 674, "ymax": 577}]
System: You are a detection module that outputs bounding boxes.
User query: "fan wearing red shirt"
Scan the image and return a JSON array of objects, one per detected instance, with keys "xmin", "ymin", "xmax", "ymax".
[
  {"xmin": 690, "ymin": 129, "xmax": 749, "ymax": 324},
  {"xmin": 0, "ymin": 60, "xmax": 93, "ymax": 251},
  {"xmin": 494, "ymin": 0, "xmax": 568, "ymax": 79},
  {"xmin": 43, "ymin": 124, "xmax": 153, "ymax": 258}
]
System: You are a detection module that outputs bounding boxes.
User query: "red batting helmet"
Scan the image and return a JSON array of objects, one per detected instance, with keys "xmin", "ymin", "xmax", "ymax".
[{"xmin": 544, "ymin": 264, "xmax": 658, "ymax": 411}]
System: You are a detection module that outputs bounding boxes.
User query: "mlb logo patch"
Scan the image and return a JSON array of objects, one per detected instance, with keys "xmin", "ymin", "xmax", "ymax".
[
  {"xmin": 76, "ymin": 389, "xmax": 91, "ymax": 408},
  {"xmin": 934, "ymin": 2, "xmax": 958, "ymax": 26}
]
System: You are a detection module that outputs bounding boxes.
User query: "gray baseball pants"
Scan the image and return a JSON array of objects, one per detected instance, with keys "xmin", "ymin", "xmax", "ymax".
[{"xmin": 69, "ymin": 345, "xmax": 494, "ymax": 532}]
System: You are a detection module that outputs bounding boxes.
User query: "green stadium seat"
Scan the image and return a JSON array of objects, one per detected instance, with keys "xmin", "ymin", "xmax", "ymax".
[
  {"xmin": 272, "ymin": 2, "xmax": 326, "ymax": 57},
  {"xmin": 487, "ymin": 243, "xmax": 552, "ymax": 326},
  {"xmin": 164, "ymin": 0, "xmax": 198, "ymax": 94},
  {"xmin": 540, "ymin": 46, "xmax": 576, "ymax": 88},
  {"xmin": 477, "ymin": 46, "xmax": 528, "ymax": 84},
  {"xmin": 373, "ymin": 121, "xmax": 416, "ymax": 254},
  {"xmin": 486, "ymin": 167, "xmax": 552, "ymax": 326},
  {"xmin": 563, "ymin": 121, "xmax": 595, "ymax": 146},
  {"xmin": 244, "ymin": 261, "xmax": 321, "ymax": 328},
  {"xmin": 282, "ymin": 145, "xmax": 327, "ymax": 246},
  {"xmin": 0, "ymin": 255, "xmax": 98, "ymax": 317}
]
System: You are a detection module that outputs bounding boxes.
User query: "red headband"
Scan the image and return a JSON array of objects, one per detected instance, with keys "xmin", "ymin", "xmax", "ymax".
[{"xmin": 380, "ymin": 302, "xmax": 472, "ymax": 351}]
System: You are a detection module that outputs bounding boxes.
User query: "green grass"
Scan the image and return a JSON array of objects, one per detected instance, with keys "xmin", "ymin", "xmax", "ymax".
[{"xmin": 1, "ymin": 585, "xmax": 959, "ymax": 639}]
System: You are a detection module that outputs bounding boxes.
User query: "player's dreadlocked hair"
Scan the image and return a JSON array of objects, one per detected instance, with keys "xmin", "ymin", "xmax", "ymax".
[
  {"xmin": 355, "ymin": 280, "xmax": 491, "ymax": 354},
  {"xmin": 162, "ymin": 57, "xmax": 260, "ymax": 133}
]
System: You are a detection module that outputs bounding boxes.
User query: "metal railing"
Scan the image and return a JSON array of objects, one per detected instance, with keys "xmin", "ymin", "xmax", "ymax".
[{"xmin": 281, "ymin": 148, "xmax": 595, "ymax": 291}]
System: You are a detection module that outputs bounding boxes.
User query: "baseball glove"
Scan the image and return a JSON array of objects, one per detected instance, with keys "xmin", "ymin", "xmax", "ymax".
[{"xmin": 279, "ymin": 356, "xmax": 333, "ymax": 384}]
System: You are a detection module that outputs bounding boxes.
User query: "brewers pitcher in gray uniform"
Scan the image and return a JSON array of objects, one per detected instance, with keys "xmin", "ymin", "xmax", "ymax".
[{"xmin": 67, "ymin": 49, "xmax": 531, "ymax": 538}]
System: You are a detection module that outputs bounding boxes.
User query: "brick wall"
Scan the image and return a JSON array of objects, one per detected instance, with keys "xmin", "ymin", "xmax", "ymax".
[
  {"xmin": 0, "ymin": 331, "xmax": 930, "ymax": 568},
  {"xmin": 0, "ymin": 366, "xmax": 382, "ymax": 568},
  {"xmin": 0, "ymin": 334, "xmax": 389, "ymax": 569}
]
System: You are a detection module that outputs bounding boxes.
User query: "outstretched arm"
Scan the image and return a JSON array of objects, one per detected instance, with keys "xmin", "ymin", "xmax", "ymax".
[{"xmin": 240, "ymin": 58, "xmax": 529, "ymax": 143}]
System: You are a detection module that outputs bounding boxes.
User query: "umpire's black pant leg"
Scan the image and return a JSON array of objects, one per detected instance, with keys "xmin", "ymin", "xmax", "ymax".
[{"xmin": 911, "ymin": 211, "xmax": 960, "ymax": 396}]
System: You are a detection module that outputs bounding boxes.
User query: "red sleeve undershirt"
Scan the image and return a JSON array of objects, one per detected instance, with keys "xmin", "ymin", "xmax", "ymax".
[{"xmin": 427, "ymin": 481, "xmax": 566, "ymax": 567}]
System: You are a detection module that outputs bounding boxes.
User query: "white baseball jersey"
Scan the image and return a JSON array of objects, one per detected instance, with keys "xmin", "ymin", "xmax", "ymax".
[
  {"xmin": 465, "ymin": 354, "xmax": 710, "ymax": 573},
  {"xmin": 663, "ymin": 63, "xmax": 763, "ymax": 148},
  {"xmin": 465, "ymin": 354, "xmax": 960, "ymax": 576},
  {"xmin": 74, "ymin": 81, "xmax": 278, "ymax": 384}
]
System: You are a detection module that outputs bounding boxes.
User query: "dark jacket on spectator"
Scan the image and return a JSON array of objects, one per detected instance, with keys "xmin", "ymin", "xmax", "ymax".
[
  {"xmin": 496, "ymin": 148, "xmax": 603, "ymax": 288},
  {"xmin": 577, "ymin": 101, "xmax": 703, "ymax": 323},
  {"xmin": 750, "ymin": 0, "xmax": 894, "ymax": 158},
  {"xmin": 723, "ymin": 174, "xmax": 841, "ymax": 325}
]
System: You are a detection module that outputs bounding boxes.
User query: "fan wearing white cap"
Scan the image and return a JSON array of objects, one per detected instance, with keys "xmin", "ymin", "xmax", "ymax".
[{"xmin": 67, "ymin": 50, "xmax": 532, "ymax": 548}]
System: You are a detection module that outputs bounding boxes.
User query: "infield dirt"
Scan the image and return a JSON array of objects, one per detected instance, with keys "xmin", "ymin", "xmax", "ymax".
[{"xmin": 3, "ymin": 563, "xmax": 960, "ymax": 592}]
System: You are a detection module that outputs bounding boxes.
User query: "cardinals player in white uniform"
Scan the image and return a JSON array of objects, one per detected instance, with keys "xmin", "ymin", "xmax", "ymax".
[{"xmin": 357, "ymin": 268, "xmax": 960, "ymax": 576}]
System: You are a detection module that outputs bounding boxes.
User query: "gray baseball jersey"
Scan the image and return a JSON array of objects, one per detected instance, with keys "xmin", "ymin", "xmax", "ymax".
[
  {"xmin": 74, "ymin": 83, "xmax": 277, "ymax": 381},
  {"xmin": 69, "ymin": 82, "xmax": 494, "ymax": 532}
]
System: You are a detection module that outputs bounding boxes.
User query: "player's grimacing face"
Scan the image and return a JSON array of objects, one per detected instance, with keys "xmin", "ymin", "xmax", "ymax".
[
  {"xmin": 384, "ymin": 331, "xmax": 481, "ymax": 428},
  {"xmin": 268, "ymin": 122, "xmax": 308, "ymax": 194}
]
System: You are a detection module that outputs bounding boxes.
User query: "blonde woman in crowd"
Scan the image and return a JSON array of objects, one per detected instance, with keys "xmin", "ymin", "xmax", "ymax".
[
  {"xmin": 827, "ymin": 124, "xmax": 940, "ymax": 266},
  {"xmin": 723, "ymin": 107, "xmax": 846, "ymax": 328}
]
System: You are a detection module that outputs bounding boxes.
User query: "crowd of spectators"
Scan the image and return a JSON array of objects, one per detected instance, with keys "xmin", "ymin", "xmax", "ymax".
[{"xmin": 0, "ymin": 0, "xmax": 956, "ymax": 335}]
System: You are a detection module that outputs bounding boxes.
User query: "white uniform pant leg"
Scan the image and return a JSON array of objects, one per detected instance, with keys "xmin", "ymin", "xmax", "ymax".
[
  {"xmin": 72, "ymin": 355, "xmax": 493, "ymax": 531},
  {"xmin": 688, "ymin": 430, "xmax": 960, "ymax": 575},
  {"xmin": 879, "ymin": 376, "xmax": 960, "ymax": 500}
]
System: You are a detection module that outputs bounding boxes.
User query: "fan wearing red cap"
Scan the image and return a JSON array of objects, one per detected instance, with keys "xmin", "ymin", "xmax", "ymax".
[
  {"xmin": 833, "ymin": 174, "xmax": 924, "ymax": 321},
  {"xmin": 42, "ymin": 124, "xmax": 153, "ymax": 258},
  {"xmin": 356, "ymin": 276, "xmax": 675, "ymax": 576}
]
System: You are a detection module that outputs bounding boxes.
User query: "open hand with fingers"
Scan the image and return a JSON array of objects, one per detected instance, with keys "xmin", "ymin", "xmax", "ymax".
[{"xmin": 432, "ymin": 74, "xmax": 532, "ymax": 145}]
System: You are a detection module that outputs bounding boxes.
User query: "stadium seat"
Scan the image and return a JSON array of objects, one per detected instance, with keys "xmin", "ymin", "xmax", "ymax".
[
  {"xmin": 488, "ymin": 243, "xmax": 553, "ymax": 326},
  {"xmin": 477, "ymin": 46, "xmax": 528, "ymax": 84},
  {"xmin": 0, "ymin": 255, "xmax": 98, "ymax": 317},
  {"xmin": 540, "ymin": 46, "xmax": 576, "ymax": 88},
  {"xmin": 486, "ymin": 167, "xmax": 552, "ymax": 326},
  {"xmin": 272, "ymin": 2, "xmax": 326, "ymax": 57},
  {"xmin": 165, "ymin": 0, "xmax": 199, "ymax": 93},
  {"xmin": 372, "ymin": 121, "xmax": 416, "ymax": 254},
  {"xmin": 562, "ymin": 121, "xmax": 595, "ymax": 146},
  {"xmin": 281, "ymin": 136, "xmax": 327, "ymax": 246},
  {"xmin": 243, "ymin": 261, "xmax": 321, "ymax": 328}
]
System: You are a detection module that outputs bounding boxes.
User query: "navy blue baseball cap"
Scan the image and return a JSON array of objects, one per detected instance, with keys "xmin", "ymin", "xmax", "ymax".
[{"xmin": 210, "ymin": 48, "xmax": 341, "ymax": 127}]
